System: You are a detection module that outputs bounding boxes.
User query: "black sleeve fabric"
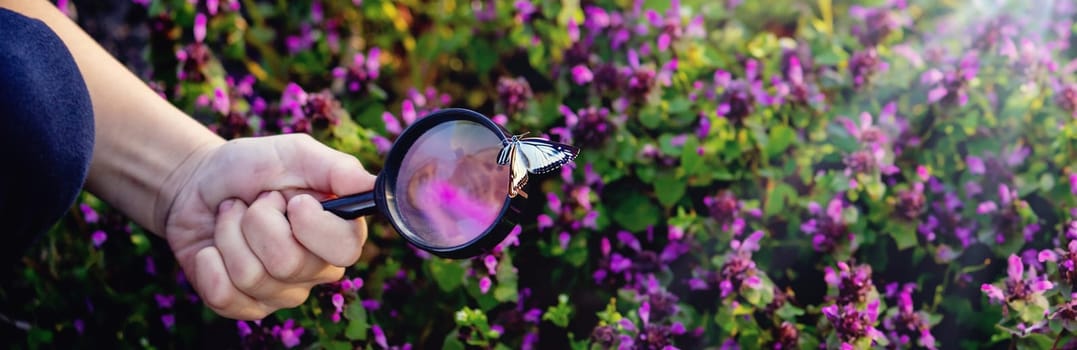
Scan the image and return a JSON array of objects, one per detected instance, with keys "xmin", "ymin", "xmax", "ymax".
[{"xmin": 0, "ymin": 8, "xmax": 95, "ymax": 262}]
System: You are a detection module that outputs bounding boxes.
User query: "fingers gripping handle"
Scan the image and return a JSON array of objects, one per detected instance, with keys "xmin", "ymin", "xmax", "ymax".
[{"xmin": 321, "ymin": 192, "xmax": 377, "ymax": 219}]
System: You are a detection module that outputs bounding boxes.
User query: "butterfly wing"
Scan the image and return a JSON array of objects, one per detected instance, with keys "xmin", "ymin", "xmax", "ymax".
[
  {"xmin": 516, "ymin": 138, "xmax": 580, "ymax": 174},
  {"xmin": 507, "ymin": 142, "xmax": 530, "ymax": 198},
  {"xmin": 496, "ymin": 139, "xmax": 513, "ymax": 166}
]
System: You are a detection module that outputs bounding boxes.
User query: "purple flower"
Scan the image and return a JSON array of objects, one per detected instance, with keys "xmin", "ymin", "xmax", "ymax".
[
  {"xmin": 967, "ymin": 156, "xmax": 986, "ymax": 174},
  {"xmin": 1056, "ymin": 83, "xmax": 1077, "ymax": 117},
  {"xmin": 571, "ymin": 65, "xmax": 593, "ymax": 85},
  {"xmin": 479, "ymin": 276, "xmax": 492, "ymax": 294},
  {"xmin": 79, "ymin": 204, "xmax": 98, "ymax": 224},
  {"xmin": 848, "ymin": 49, "xmax": 887, "ymax": 88},
  {"xmin": 1070, "ymin": 172, "xmax": 1077, "ymax": 194},
  {"xmin": 716, "ymin": 80, "xmax": 754, "ymax": 125},
  {"xmin": 922, "ymin": 53, "xmax": 979, "ymax": 107},
  {"xmin": 824, "ymin": 262, "xmax": 875, "ymax": 305},
  {"xmin": 514, "ymin": 0, "xmax": 536, "ymax": 22},
  {"xmin": 849, "ymin": 3, "xmax": 907, "ymax": 46},
  {"xmin": 91, "ymin": 230, "xmax": 107, "ymax": 248},
  {"xmin": 896, "ymin": 182, "xmax": 926, "ymax": 220},
  {"xmin": 274, "ymin": 319, "xmax": 305, "ymax": 348},
  {"xmin": 193, "ymin": 13, "xmax": 207, "ymax": 43},
  {"xmin": 154, "ymin": 293, "xmax": 176, "ymax": 309},
  {"xmin": 803, "ymin": 198, "xmax": 854, "ymax": 253},
  {"xmin": 497, "ymin": 77, "xmax": 533, "ymax": 115},
  {"xmin": 981, "ymin": 254, "xmax": 1054, "ymax": 304},
  {"xmin": 881, "ymin": 283, "xmax": 938, "ymax": 349},
  {"xmin": 161, "ymin": 314, "xmax": 175, "ymax": 330},
  {"xmin": 822, "ymin": 300, "xmax": 885, "ymax": 344},
  {"xmin": 373, "ymin": 324, "xmax": 389, "ymax": 349},
  {"xmin": 331, "ymin": 293, "xmax": 345, "ymax": 312},
  {"xmin": 562, "ymin": 105, "xmax": 614, "ymax": 147},
  {"xmin": 334, "ymin": 48, "xmax": 381, "ymax": 93}
]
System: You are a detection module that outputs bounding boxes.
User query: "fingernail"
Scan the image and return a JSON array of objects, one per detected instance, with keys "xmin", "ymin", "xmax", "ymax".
[
  {"xmin": 257, "ymin": 191, "xmax": 272, "ymax": 200},
  {"xmin": 219, "ymin": 199, "xmax": 235, "ymax": 212}
]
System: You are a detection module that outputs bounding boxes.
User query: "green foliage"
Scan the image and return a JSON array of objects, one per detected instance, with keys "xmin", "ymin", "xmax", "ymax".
[{"xmin": 8, "ymin": 0, "xmax": 1077, "ymax": 348}]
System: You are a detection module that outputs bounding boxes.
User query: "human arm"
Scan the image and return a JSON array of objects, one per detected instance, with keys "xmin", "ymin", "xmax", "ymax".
[{"xmin": 0, "ymin": 0, "xmax": 375, "ymax": 320}]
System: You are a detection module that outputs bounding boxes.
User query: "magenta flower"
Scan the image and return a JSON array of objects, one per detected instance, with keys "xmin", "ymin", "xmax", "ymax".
[
  {"xmin": 332, "ymin": 48, "xmax": 382, "ymax": 93},
  {"xmin": 922, "ymin": 53, "xmax": 979, "ymax": 106},
  {"xmin": 91, "ymin": 230, "xmax": 107, "ymax": 248},
  {"xmin": 514, "ymin": 0, "xmax": 536, "ymax": 22},
  {"xmin": 824, "ymin": 262, "xmax": 874, "ymax": 305},
  {"xmin": 79, "ymin": 204, "xmax": 99, "ymax": 224},
  {"xmin": 373, "ymin": 324, "xmax": 389, "ymax": 349},
  {"xmin": 822, "ymin": 300, "xmax": 886, "ymax": 346},
  {"xmin": 571, "ymin": 65, "xmax": 593, "ymax": 85},
  {"xmin": 479, "ymin": 276, "xmax": 492, "ymax": 294},
  {"xmin": 1039, "ymin": 239, "xmax": 1077, "ymax": 287},
  {"xmin": 1055, "ymin": 83, "xmax": 1077, "ymax": 117},
  {"xmin": 274, "ymin": 319, "xmax": 305, "ymax": 348},
  {"xmin": 161, "ymin": 314, "xmax": 175, "ymax": 330},
  {"xmin": 154, "ymin": 293, "xmax": 175, "ymax": 309},
  {"xmin": 802, "ymin": 198, "xmax": 854, "ymax": 253},
  {"xmin": 981, "ymin": 254, "xmax": 1054, "ymax": 304},
  {"xmin": 848, "ymin": 49, "xmax": 888, "ymax": 88},
  {"xmin": 497, "ymin": 77, "xmax": 533, "ymax": 115},
  {"xmin": 193, "ymin": 13, "xmax": 207, "ymax": 43},
  {"xmin": 483, "ymin": 254, "xmax": 498, "ymax": 275},
  {"xmin": 1070, "ymin": 172, "xmax": 1077, "ymax": 194},
  {"xmin": 849, "ymin": 2, "xmax": 908, "ymax": 46},
  {"xmin": 561, "ymin": 105, "xmax": 614, "ymax": 147}
]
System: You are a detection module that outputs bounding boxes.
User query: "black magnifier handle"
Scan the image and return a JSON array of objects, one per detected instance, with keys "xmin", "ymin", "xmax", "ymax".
[{"xmin": 321, "ymin": 192, "xmax": 377, "ymax": 219}]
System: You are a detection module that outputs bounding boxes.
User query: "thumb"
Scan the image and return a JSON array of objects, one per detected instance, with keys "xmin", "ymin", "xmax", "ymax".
[{"xmin": 279, "ymin": 134, "xmax": 376, "ymax": 197}]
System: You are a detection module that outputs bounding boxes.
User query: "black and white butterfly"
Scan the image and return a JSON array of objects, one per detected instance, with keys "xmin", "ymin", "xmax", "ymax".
[{"xmin": 497, "ymin": 132, "xmax": 580, "ymax": 198}]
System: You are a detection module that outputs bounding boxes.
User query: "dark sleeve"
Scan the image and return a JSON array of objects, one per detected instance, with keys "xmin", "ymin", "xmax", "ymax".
[{"xmin": 0, "ymin": 8, "xmax": 95, "ymax": 262}]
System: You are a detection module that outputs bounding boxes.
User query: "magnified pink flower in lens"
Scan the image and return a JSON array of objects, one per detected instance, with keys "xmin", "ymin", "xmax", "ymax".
[{"xmin": 413, "ymin": 179, "xmax": 500, "ymax": 247}]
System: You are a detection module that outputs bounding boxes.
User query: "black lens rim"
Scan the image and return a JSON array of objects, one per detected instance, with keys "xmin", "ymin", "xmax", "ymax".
[{"xmin": 379, "ymin": 108, "xmax": 525, "ymax": 259}]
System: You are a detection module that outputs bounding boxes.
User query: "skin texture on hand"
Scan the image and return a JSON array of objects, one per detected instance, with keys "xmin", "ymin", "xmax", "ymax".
[
  {"xmin": 0, "ymin": 0, "xmax": 375, "ymax": 320},
  {"xmin": 166, "ymin": 134, "xmax": 376, "ymax": 319}
]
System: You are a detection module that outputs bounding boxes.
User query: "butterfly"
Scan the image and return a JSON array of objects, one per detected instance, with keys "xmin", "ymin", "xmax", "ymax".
[{"xmin": 496, "ymin": 132, "xmax": 580, "ymax": 198}]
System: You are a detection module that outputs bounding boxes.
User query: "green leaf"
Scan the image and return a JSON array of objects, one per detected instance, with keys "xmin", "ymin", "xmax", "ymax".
[
  {"xmin": 467, "ymin": 40, "xmax": 496, "ymax": 75},
  {"xmin": 764, "ymin": 183, "xmax": 797, "ymax": 217},
  {"xmin": 765, "ymin": 125, "xmax": 796, "ymax": 157},
  {"xmin": 543, "ymin": 294, "xmax": 574, "ymax": 328},
  {"xmin": 1016, "ymin": 334, "xmax": 1054, "ymax": 350},
  {"xmin": 639, "ymin": 108, "xmax": 663, "ymax": 129},
  {"xmin": 654, "ymin": 171, "xmax": 687, "ymax": 207},
  {"xmin": 775, "ymin": 303, "xmax": 805, "ymax": 320},
  {"xmin": 325, "ymin": 340, "xmax": 353, "ymax": 350},
  {"xmin": 681, "ymin": 136, "xmax": 702, "ymax": 175},
  {"xmin": 443, "ymin": 331, "xmax": 466, "ymax": 350},
  {"xmin": 887, "ymin": 221, "xmax": 918, "ymax": 250},
  {"xmin": 493, "ymin": 254, "xmax": 519, "ymax": 302},
  {"xmin": 344, "ymin": 299, "xmax": 369, "ymax": 341},
  {"xmin": 608, "ymin": 190, "xmax": 661, "ymax": 232},
  {"xmin": 428, "ymin": 259, "xmax": 467, "ymax": 292}
]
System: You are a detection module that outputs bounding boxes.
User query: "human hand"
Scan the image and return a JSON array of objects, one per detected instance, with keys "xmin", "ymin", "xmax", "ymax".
[{"xmin": 161, "ymin": 134, "xmax": 375, "ymax": 320}]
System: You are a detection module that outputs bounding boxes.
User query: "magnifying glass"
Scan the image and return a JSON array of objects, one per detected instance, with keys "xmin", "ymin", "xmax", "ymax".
[{"xmin": 320, "ymin": 108, "xmax": 529, "ymax": 259}]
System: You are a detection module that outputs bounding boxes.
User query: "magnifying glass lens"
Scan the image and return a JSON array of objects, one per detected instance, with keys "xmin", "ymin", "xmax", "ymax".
[{"xmin": 391, "ymin": 121, "xmax": 509, "ymax": 248}]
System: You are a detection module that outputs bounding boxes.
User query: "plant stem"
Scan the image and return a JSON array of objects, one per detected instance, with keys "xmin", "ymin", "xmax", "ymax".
[{"xmin": 1052, "ymin": 329, "xmax": 1067, "ymax": 350}]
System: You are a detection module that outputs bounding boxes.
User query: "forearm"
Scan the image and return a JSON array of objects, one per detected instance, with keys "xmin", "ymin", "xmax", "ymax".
[{"xmin": 1, "ymin": 0, "xmax": 226, "ymax": 236}]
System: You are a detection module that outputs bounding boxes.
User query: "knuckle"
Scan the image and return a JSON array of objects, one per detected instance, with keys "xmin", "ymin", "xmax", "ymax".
[
  {"xmin": 279, "ymin": 289, "xmax": 311, "ymax": 309},
  {"xmin": 202, "ymin": 289, "xmax": 234, "ymax": 312},
  {"xmin": 233, "ymin": 266, "xmax": 268, "ymax": 292},
  {"xmin": 266, "ymin": 252, "xmax": 304, "ymax": 280},
  {"xmin": 317, "ymin": 267, "xmax": 346, "ymax": 285}
]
